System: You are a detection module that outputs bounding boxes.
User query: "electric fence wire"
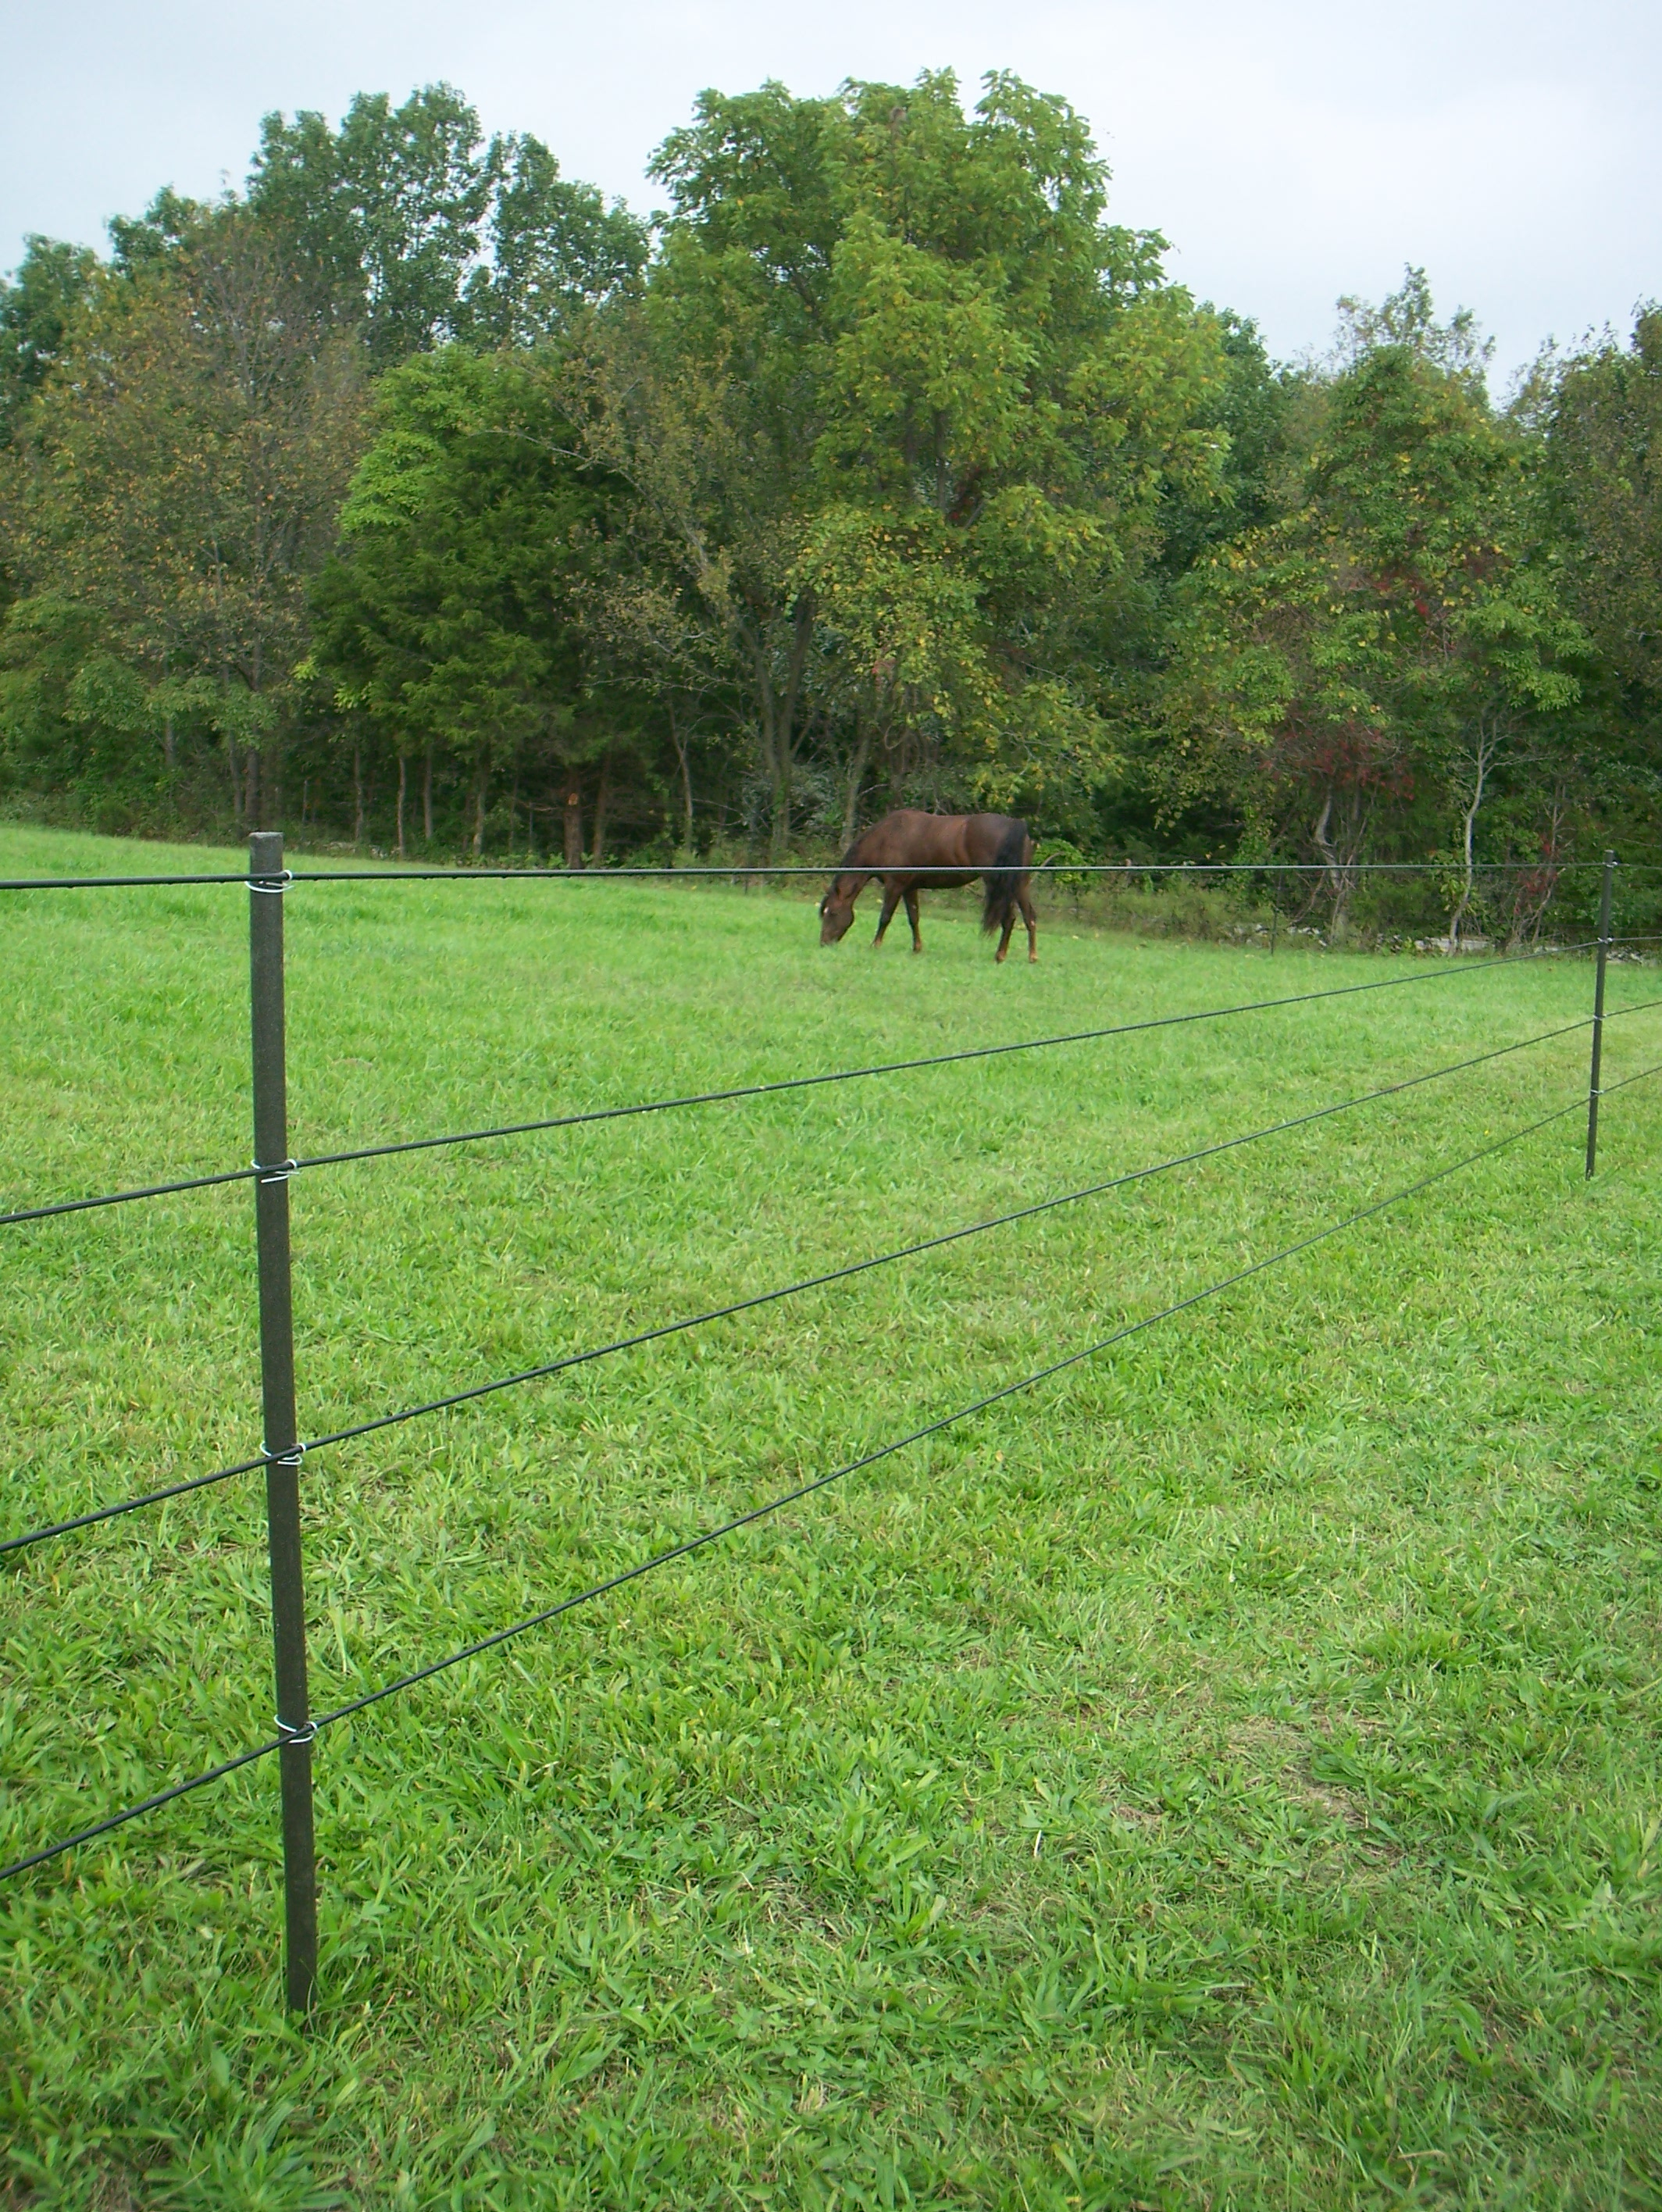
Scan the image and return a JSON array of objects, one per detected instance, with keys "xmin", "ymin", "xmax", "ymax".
[
  {"xmin": 9, "ymin": 1007, "xmax": 1650, "ymax": 1561},
  {"xmin": 5, "ymin": 861, "xmax": 1660, "ymax": 892},
  {"xmin": 280, "ymin": 862, "xmax": 1653, "ymax": 883},
  {"xmin": 0, "ymin": 937, "xmax": 1632, "ymax": 1231},
  {"xmin": 4, "ymin": 1079, "xmax": 1639, "ymax": 1886}
]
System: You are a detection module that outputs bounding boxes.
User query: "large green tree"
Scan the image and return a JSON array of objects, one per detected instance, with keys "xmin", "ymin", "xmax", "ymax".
[
  {"xmin": 577, "ymin": 70, "xmax": 1228, "ymax": 855},
  {"xmin": 1544, "ymin": 309, "xmax": 1662, "ymax": 752},
  {"xmin": 309, "ymin": 347, "xmax": 626, "ymax": 857},
  {"xmin": 0, "ymin": 236, "xmax": 98, "ymax": 448},
  {"xmin": 1155, "ymin": 279, "xmax": 1589, "ymax": 930},
  {"xmin": 248, "ymin": 87, "xmax": 646, "ymax": 362},
  {"xmin": 0, "ymin": 204, "xmax": 365, "ymax": 825}
]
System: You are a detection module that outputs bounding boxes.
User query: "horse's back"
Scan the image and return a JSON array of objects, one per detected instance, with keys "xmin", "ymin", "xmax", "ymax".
[
  {"xmin": 845, "ymin": 808, "xmax": 1030, "ymax": 877},
  {"xmin": 848, "ymin": 810, "xmax": 961, "ymax": 870}
]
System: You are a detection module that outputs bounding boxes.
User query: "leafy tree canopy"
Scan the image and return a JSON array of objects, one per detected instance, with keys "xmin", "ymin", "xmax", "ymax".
[
  {"xmin": 0, "ymin": 234, "xmax": 99, "ymax": 444},
  {"xmin": 248, "ymin": 86, "xmax": 647, "ymax": 359},
  {"xmin": 608, "ymin": 70, "xmax": 1230, "ymax": 850}
]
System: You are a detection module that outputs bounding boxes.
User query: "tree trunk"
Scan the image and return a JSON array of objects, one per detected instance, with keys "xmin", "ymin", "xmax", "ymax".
[
  {"xmin": 564, "ymin": 773, "xmax": 583, "ymax": 867},
  {"xmin": 1311, "ymin": 790, "xmax": 1361, "ymax": 938},
  {"xmin": 353, "ymin": 746, "xmax": 365, "ymax": 847},
  {"xmin": 590, "ymin": 755, "xmax": 610, "ymax": 867},
  {"xmin": 887, "ymin": 724, "xmax": 911, "ymax": 806},
  {"xmin": 162, "ymin": 714, "xmax": 175, "ymax": 774},
  {"xmin": 244, "ymin": 743, "xmax": 260, "ymax": 830},
  {"xmin": 767, "ymin": 732, "xmax": 791, "ymax": 862},
  {"xmin": 669, "ymin": 704, "xmax": 695, "ymax": 852},
  {"xmin": 840, "ymin": 712, "xmax": 876, "ymax": 852},
  {"xmin": 423, "ymin": 739, "xmax": 435, "ymax": 843},
  {"xmin": 473, "ymin": 760, "xmax": 489, "ymax": 857},
  {"xmin": 396, "ymin": 752, "xmax": 408, "ymax": 859},
  {"xmin": 754, "ymin": 654, "xmax": 789, "ymax": 858},
  {"xmin": 755, "ymin": 594, "xmax": 815, "ymax": 862},
  {"xmin": 1447, "ymin": 728, "xmax": 1494, "ymax": 947}
]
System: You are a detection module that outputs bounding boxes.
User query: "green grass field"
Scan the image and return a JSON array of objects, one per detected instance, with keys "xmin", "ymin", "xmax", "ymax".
[{"xmin": 2, "ymin": 823, "xmax": 1660, "ymax": 2210}]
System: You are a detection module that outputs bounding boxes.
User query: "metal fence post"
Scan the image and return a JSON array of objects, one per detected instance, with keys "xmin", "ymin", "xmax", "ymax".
[
  {"xmin": 1585, "ymin": 850, "xmax": 1617, "ymax": 1179},
  {"xmin": 248, "ymin": 830, "xmax": 318, "ymax": 2011}
]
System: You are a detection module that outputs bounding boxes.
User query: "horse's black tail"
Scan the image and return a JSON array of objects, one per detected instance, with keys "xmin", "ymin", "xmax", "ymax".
[{"xmin": 981, "ymin": 817, "xmax": 1030, "ymax": 935}]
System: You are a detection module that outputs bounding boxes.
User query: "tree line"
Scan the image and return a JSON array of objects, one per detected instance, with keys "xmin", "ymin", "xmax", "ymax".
[{"xmin": 1, "ymin": 73, "xmax": 1657, "ymax": 931}]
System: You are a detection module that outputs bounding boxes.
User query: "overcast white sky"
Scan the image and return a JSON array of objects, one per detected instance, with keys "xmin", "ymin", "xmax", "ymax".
[{"xmin": 4, "ymin": 0, "xmax": 1657, "ymax": 382}]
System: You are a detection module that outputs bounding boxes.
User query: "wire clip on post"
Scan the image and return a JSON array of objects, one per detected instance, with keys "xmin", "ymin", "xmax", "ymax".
[
  {"xmin": 1586, "ymin": 851, "xmax": 1617, "ymax": 1177},
  {"xmin": 248, "ymin": 831, "xmax": 319, "ymax": 2014}
]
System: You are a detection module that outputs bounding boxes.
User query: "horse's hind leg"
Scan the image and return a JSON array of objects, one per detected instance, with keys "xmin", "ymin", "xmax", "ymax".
[
  {"xmin": 873, "ymin": 881, "xmax": 902, "ymax": 947},
  {"xmin": 904, "ymin": 887, "xmax": 922, "ymax": 952},
  {"xmin": 995, "ymin": 904, "xmax": 1016, "ymax": 964},
  {"xmin": 1019, "ymin": 883, "xmax": 1038, "ymax": 963}
]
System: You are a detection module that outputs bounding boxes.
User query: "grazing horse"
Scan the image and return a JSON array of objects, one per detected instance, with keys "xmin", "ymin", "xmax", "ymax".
[{"xmin": 819, "ymin": 810, "xmax": 1038, "ymax": 964}]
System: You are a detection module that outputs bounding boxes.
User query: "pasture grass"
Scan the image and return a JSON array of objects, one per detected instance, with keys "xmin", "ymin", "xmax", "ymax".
[{"xmin": 2, "ymin": 822, "xmax": 1661, "ymax": 2210}]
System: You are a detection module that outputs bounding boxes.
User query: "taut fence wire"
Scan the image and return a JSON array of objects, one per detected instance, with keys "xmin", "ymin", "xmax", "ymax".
[
  {"xmin": 8, "ymin": 1007, "xmax": 1650, "ymax": 1562},
  {"xmin": 0, "ymin": 841, "xmax": 1657, "ymax": 2018},
  {"xmin": 0, "ymin": 938, "xmax": 1628, "ymax": 1231},
  {"xmin": 7, "ymin": 857, "xmax": 1662, "ymax": 894},
  {"xmin": 0, "ymin": 1085, "xmax": 1608, "ymax": 1888}
]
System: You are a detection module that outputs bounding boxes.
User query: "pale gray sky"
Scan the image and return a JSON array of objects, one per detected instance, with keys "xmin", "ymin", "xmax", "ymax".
[{"xmin": 4, "ymin": 0, "xmax": 1657, "ymax": 381}]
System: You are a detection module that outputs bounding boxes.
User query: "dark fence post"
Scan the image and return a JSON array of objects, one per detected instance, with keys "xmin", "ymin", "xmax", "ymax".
[
  {"xmin": 1585, "ymin": 850, "xmax": 1617, "ymax": 1179},
  {"xmin": 248, "ymin": 830, "xmax": 318, "ymax": 2012}
]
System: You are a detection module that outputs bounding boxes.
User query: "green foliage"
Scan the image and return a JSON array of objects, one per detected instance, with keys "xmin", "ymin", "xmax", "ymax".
[
  {"xmin": 0, "ymin": 234, "xmax": 98, "ymax": 446},
  {"xmin": 309, "ymin": 348, "xmax": 626, "ymax": 852},
  {"xmin": 0, "ymin": 206, "xmax": 365, "ymax": 830},
  {"xmin": 249, "ymin": 85, "xmax": 492, "ymax": 359},
  {"xmin": 1154, "ymin": 322, "xmax": 1595, "ymax": 927},
  {"xmin": 1331, "ymin": 263, "xmax": 1496, "ymax": 392},
  {"xmin": 462, "ymin": 133, "xmax": 647, "ymax": 347},
  {"xmin": 1545, "ymin": 308, "xmax": 1662, "ymax": 731},
  {"xmin": 248, "ymin": 88, "xmax": 647, "ymax": 361},
  {"xmin": 0, "ymin": 90, "xmax": 1655, "ymax": 888},
  {"xmin": 618, "ymin": 70, "xmax": 1229, "ymax": 851}
]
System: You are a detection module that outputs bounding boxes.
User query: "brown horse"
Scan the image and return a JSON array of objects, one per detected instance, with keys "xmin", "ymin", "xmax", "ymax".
[{"xmin": 819, "ymin": 810, "xmax": 1038, "ymax": 963}]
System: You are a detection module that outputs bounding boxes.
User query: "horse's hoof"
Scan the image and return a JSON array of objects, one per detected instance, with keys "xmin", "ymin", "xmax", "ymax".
[{"xmin": 995, "ymin": 951, "xmax": 1008, "ymax": 965}]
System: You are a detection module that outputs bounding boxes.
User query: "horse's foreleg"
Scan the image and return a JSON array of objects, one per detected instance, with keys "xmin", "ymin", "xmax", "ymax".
[
  {"xmin": 904, "ymin": 887, "xmax": 922, "ymax": 952},
  {"xmin": 1019, "ymin": 883, "xmax": 1038, "ymax": 963},
  {"xmin": 873, "ymin": 881, "xmax": 902, "ymax": 947}
]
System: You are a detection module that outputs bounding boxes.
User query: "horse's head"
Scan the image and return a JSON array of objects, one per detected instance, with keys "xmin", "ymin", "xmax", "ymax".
[{"xmin": 819, "ymin": 877, "xmax": 857, "ymax": 945}]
